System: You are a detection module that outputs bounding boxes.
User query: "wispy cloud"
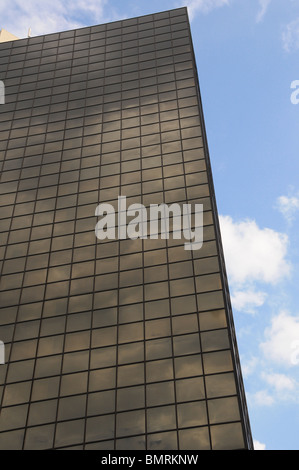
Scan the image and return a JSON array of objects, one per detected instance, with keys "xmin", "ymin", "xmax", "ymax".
[
  {"xmin": 231, "ymin": 289, "xmax": 267, "ymax": 315},
  {"xmin": 262, "ymin": 371, "xmax": 296, "ymax": 392},
  {"xmin": 256, "ymin": 0, "xmax": 272, "ymax": 23},
  {"xmin": 282, "ymin": 17, "xmax": 299, "ymax": 52},
  {"xmin": 182, "ymin": 0, "xmax": 230, "ymax": 21},
  {"xmin": 276, "ymin": 193, "xmax": 299, "ymax": 224},
  {"xmin": 251, "ymin": 389, "xmax": 275, "ymax": 406},
  {"xmin": 254, "ymin": 439, "xmax": 266, "ymax": 450},
  {"xmin": 242, "ymin": 356, "xmax": 259, "ymax": 378},
  {"xmin": 0, "ymin": 0, "xmax": 120, "ymax": 38},
  {"xmin": 249, "ymin": 376, "xmax": 299, "ymax": 407},
  {"xmin": 251, "ymin": 369, "xmax": 299, "ymax": 407}
]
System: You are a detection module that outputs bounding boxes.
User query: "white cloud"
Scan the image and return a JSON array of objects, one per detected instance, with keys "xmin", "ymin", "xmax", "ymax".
[
  {"xmin": 254, "ymin": 439, "xmax": 266, "ymax": 450},
  {"xmin": 241, "ymin": 356, "xmax": 258, "ymax": 378},
  {"xmin": 255, "ymin": 371, "xmax": 298, "ymax": 406},
  {"xmin": 0, "ymin": 0, "xmax": 119, "ymax": 38},
  {"xmin": 231, "ymin": 289, "xmax": 267, "ymax": 314},
  {"xmin": 219, "ymin": 215, "xmax": 290, "ymax": 314},
  {"xmin": 282, "ymin": 17, "xmax": 299, "ymax": 53},
  {"xmin": 256, "ymin": 0, "xmax": 272, "ymax": 23},
  {"xmin": 260, "ymin": 311, "xmax": 299, "ymax": 367},
  {"xmin": 249, "ymin": 369, "xmax": 299, "ymax": 408},
  {"xmin": 262, "ymin": 372, "xmax": 296, "ymax": 392},
  {"xmin": 219, "ymin": 215, "xmax": 290, "ymax": 286},
  {"xmin": 183, "ymin": 0, "xmax": 230, "ymax": 21},
  {"xmin": 276, "ymin": 194, "xmax": 299, "ymax": 224},
  {"xmin": 251, "ymin": 389, "xmax": 275, "ymax": 406}
]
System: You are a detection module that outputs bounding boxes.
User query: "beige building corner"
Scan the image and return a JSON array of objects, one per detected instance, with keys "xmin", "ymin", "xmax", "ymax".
[{"xmin": 0, "ymin": 28, "xmax": 19, "ymax": 42}]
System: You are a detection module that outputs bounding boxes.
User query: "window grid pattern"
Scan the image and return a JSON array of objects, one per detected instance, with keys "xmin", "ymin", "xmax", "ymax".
[{"xmin": 0, "ymin": 8, "xmax": 252, "ymax": 450}]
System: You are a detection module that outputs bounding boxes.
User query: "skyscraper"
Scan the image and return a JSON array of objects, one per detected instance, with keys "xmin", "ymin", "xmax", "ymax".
[{"xmin": 0, "ymin": 7, "xmax": 253, "ymax": 450}]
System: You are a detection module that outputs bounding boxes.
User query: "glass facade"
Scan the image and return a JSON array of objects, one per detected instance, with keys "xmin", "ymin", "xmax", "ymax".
[{"xmin": 0, "ymin": 8, "xmax": 253, "ymax": 450}]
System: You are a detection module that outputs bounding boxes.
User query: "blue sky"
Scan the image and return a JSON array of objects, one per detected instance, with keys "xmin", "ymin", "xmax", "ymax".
[{"xmin": 1, "ymin": 0, "xmax": 299, "ymax": 451}]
